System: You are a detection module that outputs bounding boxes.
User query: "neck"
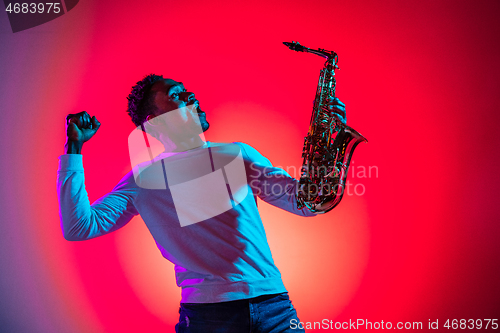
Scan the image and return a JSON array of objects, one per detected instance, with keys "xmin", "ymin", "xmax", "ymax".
[{"xmin": 159, "ymin": 134, "xmax": 206, "ymax": 153}]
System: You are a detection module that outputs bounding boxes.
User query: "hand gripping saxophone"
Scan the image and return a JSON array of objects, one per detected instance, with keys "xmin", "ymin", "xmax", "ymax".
[{"xmin": 283, "ymin": 41, "xmax": 368, "ymax": 213}]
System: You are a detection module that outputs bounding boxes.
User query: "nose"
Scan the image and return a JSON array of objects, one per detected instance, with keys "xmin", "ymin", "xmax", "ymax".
[{"xmin": 180, "ymin": 91, "xmax": 195, "ymax": 103}]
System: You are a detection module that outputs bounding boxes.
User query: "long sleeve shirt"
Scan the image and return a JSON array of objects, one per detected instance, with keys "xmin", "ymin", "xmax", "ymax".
[{"xmin": 57, "ymin": 141, "xmax": 315, "ymax": 303}]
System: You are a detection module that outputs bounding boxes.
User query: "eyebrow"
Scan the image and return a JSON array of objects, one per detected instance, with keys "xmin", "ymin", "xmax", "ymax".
[{"xmin": 167, "ymin": 83, "xmax": 185, "ymax": 95}]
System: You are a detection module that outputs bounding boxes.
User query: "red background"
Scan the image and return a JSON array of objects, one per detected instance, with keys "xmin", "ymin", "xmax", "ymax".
[{"xmin": 1, "ymin": 0, "xmax": 499, "ymax": 331}]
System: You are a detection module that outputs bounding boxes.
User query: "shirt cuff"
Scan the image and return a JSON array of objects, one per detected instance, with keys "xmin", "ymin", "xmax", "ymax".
[{"xmin": 58, "ymin": 154, "xmax": 84, "ymax": 171}]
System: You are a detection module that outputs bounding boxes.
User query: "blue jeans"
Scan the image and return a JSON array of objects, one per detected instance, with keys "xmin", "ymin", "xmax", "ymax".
[{"xmin": 175, "ymin": 292, "xmax": 305, "ymax": 333}]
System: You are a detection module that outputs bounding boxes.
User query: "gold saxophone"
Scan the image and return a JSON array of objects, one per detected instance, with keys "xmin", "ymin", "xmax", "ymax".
[{"xmin": 283, "ymin": 41, "xmax": 368, "ymax": 213}]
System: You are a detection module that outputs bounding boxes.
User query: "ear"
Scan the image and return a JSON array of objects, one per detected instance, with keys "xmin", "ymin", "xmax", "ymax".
[{"xmin": 146, "ymin": 114, "xmax": 160, "ymax": 126}]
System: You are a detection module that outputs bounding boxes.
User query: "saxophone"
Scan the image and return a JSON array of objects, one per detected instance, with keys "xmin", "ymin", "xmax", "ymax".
[{"xmin": 283, "ymin": 41, "xmax": 367, "ymax": 213}]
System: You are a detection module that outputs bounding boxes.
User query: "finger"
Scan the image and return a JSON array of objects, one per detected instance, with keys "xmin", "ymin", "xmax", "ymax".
[
  {"xmin": 91, "ymin": 116, "xmax": 101, "ymax": 131},
  {"xmin": 86, "ymin": 112, "xmax": 91, "ymax": 128},
  {"xmin": 326, "ymin": 99, "xmax": 344, "ymax": 108},
  {"xmin": 330, "ymin": 97, "xmax": 345, "ymax": 107},
  {"xmin": 66, "ymin": 122, "xmax": 80, "ymax": 141},
  {"xmin": 328, "ymin": 104, "xmax": 346, "ymax": 115},
  {"xmin": 329, "ymin": 102, "xmax": 345, "ymax": 110},
  {"xmin": 66, "ymin": 114, "xmax": 76, "ymax": 124},
  {"xmin": 328, "ymin": 102, "xmax": 345, "ymax": 109},
  {"xmin": 69, "ymin": 115, "xmax": 82, "ymax": 128},
  {"xmin": 329, "ymin": 105, "xmax": 346, "ymax": 118},
  {"xmin": 332, "ymin": 113, "xmax": 347, "ymax": 124},
  {"xmin": 67, "ymin": 114, "xmax": 82, "ymax": 127},
  {"xmin": 332, "ymin": 109, "xmax": 346, "ymax": 118},
  {"xmin": 82, "ymin": 112, "xmax": 91, "ymax": 129},
  {"xmin": 76, "ymin": 115, "xmax": 84, "ymax": 129}
]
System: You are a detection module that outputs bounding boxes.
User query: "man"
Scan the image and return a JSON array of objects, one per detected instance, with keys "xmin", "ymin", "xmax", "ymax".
[{"xmin": 58, "ymin": 74, "xmax": 346, "ymax": 332}]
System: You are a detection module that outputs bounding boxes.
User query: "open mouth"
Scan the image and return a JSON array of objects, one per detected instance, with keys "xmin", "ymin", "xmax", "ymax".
[{"xmin": 187, "ymin": 100, "xmax": 205, "ymax": 113}]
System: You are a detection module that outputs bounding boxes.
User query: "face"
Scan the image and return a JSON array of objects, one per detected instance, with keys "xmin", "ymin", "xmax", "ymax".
[{"xmin": 148, "ymin": 79, "xmax": 209, "ymax": 132}]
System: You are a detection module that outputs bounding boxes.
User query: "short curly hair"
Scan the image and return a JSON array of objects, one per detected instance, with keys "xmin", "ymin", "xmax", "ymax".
[{"xmin": 126, "ymin": 74, "xmax": 164, "ymax": 127}]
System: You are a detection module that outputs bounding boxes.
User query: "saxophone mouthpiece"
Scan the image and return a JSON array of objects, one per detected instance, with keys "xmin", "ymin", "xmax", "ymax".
[{"xmin": 283, "ymin": 41, "xmax": 305, "ymax": 52}]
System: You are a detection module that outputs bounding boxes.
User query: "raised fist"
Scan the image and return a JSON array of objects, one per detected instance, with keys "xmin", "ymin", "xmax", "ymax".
[{"xmin": 66, "ymin": 111, "xmax": 101, "ymax": 144}]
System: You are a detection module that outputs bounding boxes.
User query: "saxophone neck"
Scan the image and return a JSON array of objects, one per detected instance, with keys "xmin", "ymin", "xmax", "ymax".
[
  {"xmin": 283, "ymin": 41, "xmax": 339, "ymax": 69},
  {"xmin": 325, "ymin": 57, "xmax": 339, "ymax": 72}
]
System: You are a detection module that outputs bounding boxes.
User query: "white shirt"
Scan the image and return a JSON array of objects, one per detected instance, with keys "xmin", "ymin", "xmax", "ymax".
[{"xmin": 57, "ymin": 142, "xmax": 315, "ymax": 303}]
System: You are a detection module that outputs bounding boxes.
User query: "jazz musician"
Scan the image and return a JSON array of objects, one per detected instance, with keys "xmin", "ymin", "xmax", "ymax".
[{"xmin": 57, "ymin": 74, "xmax": 346, "ymax": 332}]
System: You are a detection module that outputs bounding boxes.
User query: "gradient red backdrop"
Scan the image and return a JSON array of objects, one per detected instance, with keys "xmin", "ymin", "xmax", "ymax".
[{"xmin": 1, "ymin": 0, "xmax": 499, "ymax": 332}]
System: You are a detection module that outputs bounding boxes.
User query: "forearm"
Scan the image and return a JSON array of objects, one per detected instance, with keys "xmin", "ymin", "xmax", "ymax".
[
  {"xmin": 57, "ymin": 155, "xmax": 138, "ymax": 241},
  {"xmin": 256, "ymin": 174, "xmax": 317, "ymax": 217},
  {"xmin": 237, "ymin": 142, "xmax": 317, "ymax": 217},
  {"xmin": 65, "ymin": 140, "xmax": 83, "ymax": 154},
  {"xmin": 57, "ymin": 154, "xmax": 94, "ymax": 240}
]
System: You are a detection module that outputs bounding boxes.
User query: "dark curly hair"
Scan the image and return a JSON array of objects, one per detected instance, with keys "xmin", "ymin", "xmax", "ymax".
[{"xmin": 126, "ymin": 74, "xmax": 164, "ymax": 127}]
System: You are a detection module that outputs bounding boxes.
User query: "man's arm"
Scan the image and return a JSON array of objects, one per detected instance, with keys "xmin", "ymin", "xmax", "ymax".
[
  {"xmin": 58, "ymin": 112, "xmax": 138, "ymax": 241},
  {"xmin": 238, "ymin": 142, "xmax": 317, "ymax": 217},
  {"xmin": 238, "ymin": 97, "xmax": 347, "ymax": 217}
]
